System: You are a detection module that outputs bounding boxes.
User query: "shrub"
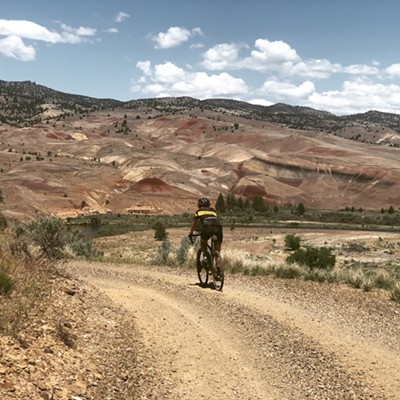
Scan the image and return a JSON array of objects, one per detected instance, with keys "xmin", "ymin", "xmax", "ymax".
[
  {"xmin": 274, "ymin": 263, "xmax": 303, "ymax": 279},
  {"xmin": 176, "ymin": 236, "xmax": 192, "ymax": 265},
  {"xmin": 0, "ymin": 270, "xmax": 14, "ymax": 295},
  {"xmin": 286, "ymin": 246, "xmax": 336, "ymax": 270},
  {"xmin": 153, "ymin": 240, "xmax": 171, "ymax": 265},
  {"xmin": 0, "ymin": 231, "xmax": 50, "ymax": 335},
  {"xmin": 390, "ymin": 282, "xmax": 400, "ymax": 303},
  {"xmin": 373, "ymin": 269, "xmax": 395, "ymax": 290},
  {"xmin": 153, "ymin": 221, "xmax": 168, "ymax": 241},
  {"xmin": 26, "ymin": 217, "xmax": 68, "ymax": 259},
  {"xmin": 343, "ymin": 242, "xmax": 368, "ymax": 252},
  {"xmin": 346, "ymin": 269, "xmax": 365, "ymax": 289},
  {"xmin": 304, "ymin": 268, "xmax": 330, "ymax": 283},
  {"xmin": 0, "ymin": 214, "xmax": 7, "ymax": 231},
  {"xmin": 362, "ymin": 278, "xmax": 374, "ymax": 292},
  {"xmin": 284, "ymin": 234, "xmax": 301, "ymax": 250},
  {"xmin": 13, "ymin": 217, "xmax": 101, "ymax": 260},
  {"xmin": 67, "ymin": 237, "xmax": 103, "ymax": 259}
]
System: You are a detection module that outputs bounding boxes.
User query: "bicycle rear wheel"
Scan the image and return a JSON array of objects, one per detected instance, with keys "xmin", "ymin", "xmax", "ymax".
[
  {"xmin": 196, "ymin": 250, "xmax": 209, "ymax": 285},
  {"xmin": 212, "ymin": 256, "xmax": 224, "ymax": 291}
]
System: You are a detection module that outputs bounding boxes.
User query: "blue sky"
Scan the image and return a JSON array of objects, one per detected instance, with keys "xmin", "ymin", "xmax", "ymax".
[{"xmin": 2, "ymin": 0, "xmax": 400, "ymax": 115}]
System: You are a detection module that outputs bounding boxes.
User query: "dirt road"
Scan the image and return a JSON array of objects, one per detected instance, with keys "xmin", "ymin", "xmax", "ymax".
[{"xmin": 66, "ymin": 261, "xmax": 400, "ymax": 400}]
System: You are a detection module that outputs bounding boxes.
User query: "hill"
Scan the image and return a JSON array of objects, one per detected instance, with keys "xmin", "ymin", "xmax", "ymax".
[{"xmin": 0, "ymin": 80, "xmax": 399, "ymax": 219}]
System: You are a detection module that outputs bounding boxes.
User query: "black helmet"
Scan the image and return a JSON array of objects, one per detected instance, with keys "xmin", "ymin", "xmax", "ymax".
[{"xmin": 198, "ymin": 197, "xmax": 210, "ymax": 208}]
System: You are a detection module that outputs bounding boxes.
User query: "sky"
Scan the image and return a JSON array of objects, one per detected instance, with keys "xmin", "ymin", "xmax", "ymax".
[{"xmin": 2, "ymin": 0, "xmax": 400, "ymax": 115}]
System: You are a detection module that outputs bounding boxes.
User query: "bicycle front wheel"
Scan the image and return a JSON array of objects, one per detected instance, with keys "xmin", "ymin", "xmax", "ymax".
[{"xmin": 196, "ymin": 250, "xmax": 209, "ymax": 285}]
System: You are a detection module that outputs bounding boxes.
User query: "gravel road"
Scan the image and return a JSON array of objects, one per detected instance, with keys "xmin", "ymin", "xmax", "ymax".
[{"xmin": 66, "ymin": 261, "xmax": 400, "ymax": 400}]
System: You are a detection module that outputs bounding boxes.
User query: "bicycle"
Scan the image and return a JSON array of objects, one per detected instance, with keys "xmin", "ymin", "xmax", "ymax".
[{"xmin": 188, "ymin": 232, "xmax": 224, "ymax": 291}]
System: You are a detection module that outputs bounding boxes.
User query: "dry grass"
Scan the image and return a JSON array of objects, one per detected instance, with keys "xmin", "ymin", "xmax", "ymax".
[
  {"xmin": 94, "ymin": 227, "xmax": 400, "ymax": 302},
  {"xmin": 0, "ymin": 230, "xmax": 52, "ymax": 336}
]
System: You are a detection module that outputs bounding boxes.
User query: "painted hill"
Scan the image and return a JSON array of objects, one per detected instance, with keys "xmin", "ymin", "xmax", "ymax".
[{"xmin": 0, "ymin": 80, "xmax": 399, "ymax": 219}]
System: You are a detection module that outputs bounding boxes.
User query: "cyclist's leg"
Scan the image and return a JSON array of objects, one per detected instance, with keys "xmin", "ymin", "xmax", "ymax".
[
  {"xmin": 214, "ymin": 227, "xmax": 223, "ymax": 273},
  {"xmin": 200, "ymin": 237, "xmax": 208, "ymax": 253},
  {"xmin": 200, "ymin": 230, "xmax": 211, "ymax": 264}
]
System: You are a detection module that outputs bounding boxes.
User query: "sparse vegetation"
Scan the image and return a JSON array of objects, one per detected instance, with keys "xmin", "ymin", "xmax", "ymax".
[
  {"xmin": 0, "ymin": 270, "xmax": 14, "ymax": 295},
  {"xmin": 390, "ymin": 282, "xmax": 400, "ymax": 303},
  {"xmin": 0, "ymin": 215, "xmax": 103, "ymax": 337},
  {"xmin": 153, "ymin": 221, "xmax": 168, "ymax": 241},
  {"xmin": 286, "ymin": 246, "xmax": 336, "ymax": 270},
  {"xmin": 284, "ymin": 233, "xmax": 301, "ymax": 250},
  {"xmin": 0, "ymin": 230, "xmax": 51, "ymax": 335}
]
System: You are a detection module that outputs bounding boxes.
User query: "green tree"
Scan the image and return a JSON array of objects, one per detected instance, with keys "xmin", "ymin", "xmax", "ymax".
[
  {"xmin": 252, "ymin": 195, "xmax": 265, "ymax": 212},
  {"xmin": 153, "ymin": 221, "xmax": 168, "ymax": 241},
  {"xmin": 226, "ymin": 193, "xmax": 237, "ymax": 210},
  {"xmin": 297, "ymin": 203, "xmax": 306, "ymax": 215},
  {"xmin": 215, "ymin": 193, "xmax": 226, "ymax": 213},
  {"xmin": 0, "ymin": 187, "xmax": 4, "ymax": 203},
  {"xmin": 388, "ymin": 206, "xmax": 395, "ymax": 214}
]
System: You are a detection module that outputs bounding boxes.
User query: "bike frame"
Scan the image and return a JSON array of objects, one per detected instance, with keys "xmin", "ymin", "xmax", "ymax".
[{"xmin": 189, "ymin": 232, "xmax": 224, "ymax": 291}]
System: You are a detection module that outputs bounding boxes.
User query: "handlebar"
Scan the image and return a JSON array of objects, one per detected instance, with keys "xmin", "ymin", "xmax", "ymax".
[{"xmin": 188, "ymin": 232, "xmax": 201, "ymax": 244}]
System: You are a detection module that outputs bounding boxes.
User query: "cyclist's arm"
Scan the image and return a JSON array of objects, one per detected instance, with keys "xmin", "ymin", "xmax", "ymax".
[{"xmin": 189, "ymin": 216, "xmax": 198, "ymax": 235}]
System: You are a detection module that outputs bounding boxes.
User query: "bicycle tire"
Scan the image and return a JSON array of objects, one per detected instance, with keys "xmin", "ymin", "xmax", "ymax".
[
  {"xmin": 212, "ymin": 255, "xmax": 224, "ymax": 291},
  {"xmin": 196, "ymin": 249, "xmax": 209, "ymax": 285}
]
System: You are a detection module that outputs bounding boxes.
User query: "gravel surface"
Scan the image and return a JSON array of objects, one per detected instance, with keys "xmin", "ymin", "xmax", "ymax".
[{"xmin": 63, "ymin": 261, "xmax": 400, "ymax": 400}]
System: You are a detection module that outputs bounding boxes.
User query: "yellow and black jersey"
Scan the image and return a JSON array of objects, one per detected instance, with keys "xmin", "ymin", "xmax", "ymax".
[{"xmin": 194, "ymin": 206, "xmax": 221, "ymax": 226}]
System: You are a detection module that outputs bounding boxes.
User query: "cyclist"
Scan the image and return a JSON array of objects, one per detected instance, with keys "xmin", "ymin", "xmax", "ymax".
[{"xmin": 189, "ymin": 197, "xmax": 223, "ymax": 273}]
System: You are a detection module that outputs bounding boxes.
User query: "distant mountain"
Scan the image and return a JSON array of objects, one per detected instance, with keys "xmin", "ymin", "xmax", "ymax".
[{"xmin": 1, "ymin": 80, "xmax": 399, "ymax": 147}]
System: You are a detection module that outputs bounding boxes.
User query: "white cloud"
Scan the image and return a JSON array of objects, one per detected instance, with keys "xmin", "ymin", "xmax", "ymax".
[
  {"xmin": 190, "ymin": 43, "xmax": 204, "ymax": 49},
  {"xmin": 107, "ymin": 28, "xmax": 118, "ymax": 34},
  {"xmin": 171, "ymin": 72, "xmax": 248, "ymax": 98},
  {"xmin": 285, "ymin": 59, "xmax": 342, "ymax": 78},
  {"xmin": 114, "ymin": 12, "xmax": 130, "ymax": 23},
  {"xmin": 136, "ymin": 60, "xmax": 152, "ymax": 76},
  {"xmin": 250, "ymin": 38, "xmax": 299, "ymax": 64},
  {"xmin": 60, "ymin": 24, "xmax": 96, "ymax": 37},
  {"xmin": 0, "ymin": 19, "xmax": 63, "ymax": 43},
  {"xmin": 0, "ymin": 35, "xmax": 35, "ymax": 61},
  {"xmin": 259, "ymin": 80, "xmax": 315, "ymax": 99},
  {"xmin": 385, "ymin": 63, "xmax": 400, "ymax": 76},
  {"xmin": 200, "ymin": 38, "xmax": 384, "ymax": 82},
  {"xmin": 202, "ymin": 43, "xmax": 243, "ymax": 70},
  {"xmin": 343, "ymin": 64, "xmax": 379, "ymax": 76},
  {"xmin": 0, "ymin": 19, "xmax": 97, "ymax": 61},
  {"xmin": 191, "ymin": 27, "xmax": 204, "ymax": 37},
  {"xmin": 305, "ymin": 79, "xmax": 400, "ymax": 114},
  {"xmin": 133, "ymin": 60, "xmax": 248, "ymax": 99},
  {"xmin": 143, "ymin": 83, "xmax": 168, "ymax": 95},
  {"xmin": 151, "ymin": 26, "xmax": 202, "ymax": 49},
  {"xmin": 196, "ymin": 36, "xmax": 400, "ymax": 114},
  {"xmin": 248, "ymin": 98, "xmax": 275, "ymax": 107},
  {"xmin": 154, "ymin": 62, "xmax": 186, "ymax": 83}
]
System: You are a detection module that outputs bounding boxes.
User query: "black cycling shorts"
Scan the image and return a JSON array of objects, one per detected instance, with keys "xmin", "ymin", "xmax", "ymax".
[{"xmin": 201, "ymin": 224, "xmax": 223, "ymax": 244}]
